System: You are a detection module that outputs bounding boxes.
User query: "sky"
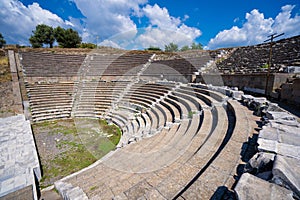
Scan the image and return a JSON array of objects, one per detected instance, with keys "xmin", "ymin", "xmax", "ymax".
[{"xmin": 0, "ymin": 0, "xmax": 300, "ymax": 50}]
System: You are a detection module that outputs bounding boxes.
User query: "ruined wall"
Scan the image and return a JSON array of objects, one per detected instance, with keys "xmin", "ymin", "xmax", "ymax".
[
  {"xmin": 196, "ymin": 73, "xmax": 294, "ymax": 95},
  {"xmin": 280, "ymin": 78, "xmax": 300, "ymax": 105}
]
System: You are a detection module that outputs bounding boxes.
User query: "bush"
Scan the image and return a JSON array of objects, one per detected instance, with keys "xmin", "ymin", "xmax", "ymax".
[{"xmin": 80, "ymin": 43, "xmax": 97, "ymax": 49}]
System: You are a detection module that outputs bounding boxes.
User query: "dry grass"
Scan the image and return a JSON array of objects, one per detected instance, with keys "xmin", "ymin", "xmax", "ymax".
[
  {"xmin": 0, "ymin": 56, "xmax": 8, "ymax": 66},
  {"xmin": 0, "ymin": 56, "xmax": 11, "ymax": 83}
]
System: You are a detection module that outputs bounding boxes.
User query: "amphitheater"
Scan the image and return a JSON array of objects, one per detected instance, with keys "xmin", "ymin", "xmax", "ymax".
[{"xmin": 0, "ymin": 35, "xmax": 299, "ymax": 200}]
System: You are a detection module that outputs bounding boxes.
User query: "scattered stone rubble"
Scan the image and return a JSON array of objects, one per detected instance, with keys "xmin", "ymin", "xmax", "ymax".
[
  {"xmin": 191, "ymin": 83, "xmax": 299, "ymax": 199},
  {"xmin": 235, "ymin": 93, "xmax": 300, "ymax": 199}
]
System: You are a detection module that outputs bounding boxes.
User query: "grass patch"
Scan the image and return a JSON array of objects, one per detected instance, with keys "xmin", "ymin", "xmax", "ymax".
[
  {"xmin": 90, "ymin": 186, "xmax": 98, "ymax": 191},
  {"xmin": 33, "ymin": 119, "xmax": 77, "ymax": 135},
  {"xmin": 0, "ymin": 56, "xmax": 8, "ymax": 66},
  {"xmin": 260, "ymin": 63, "xmax": 269, "ymax": 69},
  {"xmin": 98, "ymin": 119, "xmax": 121, "ymax": 145},
  {"xmin": 40, "ymin": 147, "xmax": 97, "ymax": 188},
  {"xmin": 33, "ymin": 118, "xmax": 121, "ymax": 188},
  {"xmin": 97, "ymin": 139, "xmax": 115, "ymax": 154},
  {"xmin": 0, "ymin": 56, "xmax": 11, "ymax": 82},
  {"xmin": 188, "ymin": 111, "xmax": 197, "ymax": 119}
]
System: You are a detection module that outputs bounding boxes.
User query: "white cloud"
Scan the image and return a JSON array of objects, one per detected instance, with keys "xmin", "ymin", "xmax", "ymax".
[
  {"xmin": 99, "ymin": 39, "xmax": 122, "ymax": 49},
  {"xmin": 71, "ymin": 0, "xmax": 147, "ymax": 43},
  {"xmin": 72, "ymin": 2, "xmax": 201, "ymax": 49},
  {"xmin": 273, "ymin": 5, "xmax": 300, "ymax": 35},
  {"xmin": 207, "ymin": 5, "xmax": 300, "ymax": 49},
  {"xmin": 0, "ymin": 0, "xmax": 72, "ymax": 45},
  {"xmin": 0, "ymin": 0, "xmax": 202, "ymax": 49},
  {"xmin": 135, "ymin": 4, "xmax": 201, "ymax": 49}
]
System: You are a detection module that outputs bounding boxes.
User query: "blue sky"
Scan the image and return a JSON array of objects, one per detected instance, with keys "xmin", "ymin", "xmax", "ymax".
[{"xmin": 0, "ymin": 0, "xmax": 300, "ymax": 49}]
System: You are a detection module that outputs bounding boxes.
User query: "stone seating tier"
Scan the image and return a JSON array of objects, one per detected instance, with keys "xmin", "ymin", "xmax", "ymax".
[
  {"xmin": 55, "ymin": 84, "xmax": 239, "ymax": 199},
  {"xmin": 216, "ymin": 35, "xmax": 300, "ymax": 74}
]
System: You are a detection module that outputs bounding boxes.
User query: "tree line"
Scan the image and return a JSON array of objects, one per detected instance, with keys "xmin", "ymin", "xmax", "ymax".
[
  {"xmin": 146, "ymin": 42, "xmax": 203, "ymax": 52},
  {"xmin": 0, "ymin": 33, "xmax": 6, "ymax": 48},
  {"xmin": 29, "ymin": 24, "xmax": 82, "ymax": 48},
  {"xmin": 1, "ymin": 24, "xmax": 203, "ymax": 51}
]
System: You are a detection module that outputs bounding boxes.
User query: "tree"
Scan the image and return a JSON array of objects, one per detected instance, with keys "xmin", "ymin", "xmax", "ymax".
[
  {"xmin": 0, "ymin": 33, "xmax": 6, "ymax": 48},
  {"xmin": 53, "ymin": 26, "xmax": 65, "ymax": 45},
  {"xmin": 146, "ymin": 46, "xmax": 162, "ymax": 51},
  {"xmin": 191, "ymin": 42, "xmax": 203, "ymax": 50},
  {"xmin": 29, "ymin": 36, "xmax": 42, "ymax": 48},
  {"xmin": 54, "ymin": 27, "xmax": 81, "ymax": 48},
  {"xmin": 29, "ymin": 24, "xmax": 55, "ymax": 48},
  {"xmin": 80, "ymin": 43, "xmax": 97, "ymax": 49},
  {"xmin": 180, "ymin": 45, "xmax": 190, "ymax": 51},
  {"xmin": 164, "ymin": 42, "xmax": 178, "ymax": 52}
]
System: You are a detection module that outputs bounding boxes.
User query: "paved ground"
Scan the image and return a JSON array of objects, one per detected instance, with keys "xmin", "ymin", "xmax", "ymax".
[
  {"xmin": 0, "ymin": 115, "xmax": 41, "ymax": 199},
  {"xmin": 0, "ymin": 55, "xmax": 15, "ymax": 118},
  {"xmin": 40, "ymin": 189, "xmax": 62, "ymax": 200}
]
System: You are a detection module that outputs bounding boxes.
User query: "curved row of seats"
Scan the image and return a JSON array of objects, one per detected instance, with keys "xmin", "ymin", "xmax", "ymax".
[
  {"xmin": 26, "ymin": 82, "xmax": 76, "ymax": 121},
  {"xmin": 19, "ymin": 51, "xmax": 259, "ymax": 199},
  {"xmin": 54, "ymin": 82, "xmax": 258, "ymax": 200},
  {"xmin": 26, "ymin": 78, "xmax": 257, "ymax": 199}
]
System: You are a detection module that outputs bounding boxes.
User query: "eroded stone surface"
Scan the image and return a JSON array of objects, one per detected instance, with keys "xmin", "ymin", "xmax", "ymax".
[
  {"xmin": 272, "ymin": 155, "xmax": 300, "ymax": 198},
  {"xmin": 235, "ymin": 173, "xmax": 294, "ymax": 200},
  {"xmin": 0, "ymin": 115, "xmax": 41, "ymax": 199},
  {"xmin": 246, "ymin": 152, "xmax": 275, "ymax": 174}
]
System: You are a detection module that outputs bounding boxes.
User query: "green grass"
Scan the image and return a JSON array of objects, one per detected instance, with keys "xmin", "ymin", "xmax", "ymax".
[
  {"xmin": 98, "ymin": 119, "xmax": 121, "ymax": 145},
  {"xmin": 34, "ymin": 118, "xmax": 121, "ymax": 188},
  {"xmin": 261, "ymin": 63, "xmax": 269, "ymax": 69},
  {"xmin": 97, "ymin": 139, "xmax": 115, "ymax": 154},
  {"xmin": 41, "ymin": 147, "xmax": 97, "ymax": 186},
  {"xmin": 33, "ymin": 119, "xmax": 77, "ymax": 135},
  {"xmin": 188, "ymin": 111, "xmax": 197, "ymax": 119},
  {"xmin": 90, "ymin": 186, "xmax": 98, "ymax": 191}
]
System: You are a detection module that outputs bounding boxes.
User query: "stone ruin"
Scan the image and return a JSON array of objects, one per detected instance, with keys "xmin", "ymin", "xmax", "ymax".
[{"xmin": 0, "ymin": 34, "xmax": 299, "ymax": 199}]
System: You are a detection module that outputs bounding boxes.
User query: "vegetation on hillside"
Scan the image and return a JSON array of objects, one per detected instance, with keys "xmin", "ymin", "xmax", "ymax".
[
  {"xmin": 164, "ymin": 42, "xmax": 203, "ymax": 52},
  {"xmin": 54, "ymin": 26, "xmax": 82, "ymax": 48},
  {"xmin": 164, "ymin": 42, "xmax": 178, "ymax": 52},
  {"xmin": 146, "ymin": 46, "xmax": 162, "ymax": 51},
  {"xmin": 0, "ymin": 33, "xmax": 6, "ymax": 48},
  {"xmin": 79, "ymin": 43, "xmax": 97, "ymax": 49}
]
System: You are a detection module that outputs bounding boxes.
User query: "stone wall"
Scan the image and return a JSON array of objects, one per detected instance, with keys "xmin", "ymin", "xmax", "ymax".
[
  {"xmin": 280, "ymin": 78, "xmax": 300, "ymax": 105},
  {"xmin": 8, "ymin": 50, "xmax": 23, "ymax": 113},
  {"xmin": 196, "ymin": 73, "xmax": 294, "ymax": 95}
]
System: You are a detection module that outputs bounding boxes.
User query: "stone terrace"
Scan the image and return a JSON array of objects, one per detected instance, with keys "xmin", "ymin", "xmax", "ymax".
[
  {"xmin": 12, "ymin": 40, "xmax": 300, "ymax": 199},
  {"xmin": 21, "ymin": 51, "xmax": 86, "ymax": 77},
  {"xmin": 54, "ymin": 83, "xmax": 260, "ymax": 199},
  {"xmin": 0, "ymin": 115, "xmax": 41, "ymax": 200}
]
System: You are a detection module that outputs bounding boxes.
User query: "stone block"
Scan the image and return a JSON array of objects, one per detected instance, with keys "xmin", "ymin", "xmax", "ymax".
[
  {"xmin": 258, "ymin": 126, "xmax": 278, "ymax": 141},
  {"xmin": 247, "ymin": 152, "xmax": 275, "ymax": 173},
  {"xmin": 266, "ymin": 103, "xmax": 284, "ymax": 112},
  {"xmin": 272, "ymin": 155, "xmax": 300, "ymax": 198},
  {"xmin": 270, "ymin": 91, "xmax": 279, "ymax": 99},
  {"xmin": 257, "ymin": 138, "xmax": 277, "ymax": 153},
  {"xmin": 235, "ymin": 173, "xmax": 294, "ymax": 200},
  {"xmin": 231, "ymin": 90, "xmax": 244, "ymax": 100},
  {"xmin": 266, "ymin": 111, "xmax": 296, "ymax": 121},
  {"xmin": 269, "ymin": 119, "xmax": 299, "ymax": 127},
  {"xmin": 269, "ymin": 122, "xmax": 300, "ymax": 134}
]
